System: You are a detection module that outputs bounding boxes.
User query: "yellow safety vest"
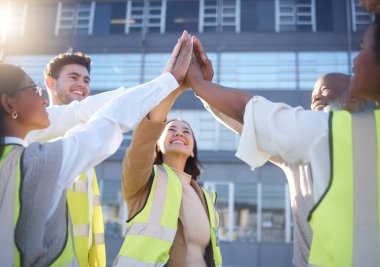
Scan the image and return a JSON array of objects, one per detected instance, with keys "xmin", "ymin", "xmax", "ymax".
[
  {"xmin": 0, "ymin": 145, "xmax": 76, "ymax": 267},
  {"xmin": 67, "ymin": 169, "xmax": 106, "ymax": 267},
  {"xmin": 114, "ymin": 164, "xmax": 222, "ymax": 266},
  {"xmin": 308, "ymin": 110, "xmax": 380, "ymax": 267}
]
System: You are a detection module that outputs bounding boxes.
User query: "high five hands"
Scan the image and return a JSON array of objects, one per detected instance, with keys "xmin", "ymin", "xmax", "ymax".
[{"xmin": 163, "ymin": 31, "xmax": 213, "ymax": 93}]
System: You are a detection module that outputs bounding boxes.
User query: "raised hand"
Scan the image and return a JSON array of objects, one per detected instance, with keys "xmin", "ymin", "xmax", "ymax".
[
  {"xmin": 193, "ymin": 37, "xmax": 214, "ymax": 82},
  {"xmin": 163, "ymin": 31, "xmax": 193, "ymax": 85},
  {"xmin": 186, "ymin": 37, "xmax": 214, "ymax": 88}
]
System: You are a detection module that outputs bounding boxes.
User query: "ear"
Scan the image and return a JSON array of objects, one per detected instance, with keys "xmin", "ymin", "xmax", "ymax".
[
  {"xmin": 0, "ymin": 94, "xmax": 16, "ymax": 115},
  {"xmin": 349, "ymin": 96, "xmax": 359, "ymax": 104},
  {"xmin": 45, "ymin": 76, "xmax": 56, "ymax": 93}
]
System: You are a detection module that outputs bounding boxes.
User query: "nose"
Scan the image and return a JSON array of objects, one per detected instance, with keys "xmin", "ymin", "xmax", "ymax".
[
  {"xmin": 42, "ymin": 97, "xmax": 48, "ymax": 107},
  {"xmin": 174, "ymin": 131, "xmax": 184, "ymax": 137}
]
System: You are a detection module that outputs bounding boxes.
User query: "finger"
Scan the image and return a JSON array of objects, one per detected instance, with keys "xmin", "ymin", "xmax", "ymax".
[
  {"xmin": 163, "ymin": 31, "xmax": 188, "ymax": 73},
  {"xmin": 193, "ymin": 37, "xmax": 208, "ymax": 61}
]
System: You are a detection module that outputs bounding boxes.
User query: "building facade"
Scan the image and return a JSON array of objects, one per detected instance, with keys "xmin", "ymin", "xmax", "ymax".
[{"xmin": 0, "ymin": 0, "xmax": 371, "ymax": 266}]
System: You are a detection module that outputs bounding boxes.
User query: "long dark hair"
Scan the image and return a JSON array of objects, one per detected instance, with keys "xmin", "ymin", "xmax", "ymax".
[
  {"xmin": 153, "ymin": 119, "xmax": 202, "ymax": 180},
  {"xmin": 0, "ymin": 63, "xmax": 27, "ymax": 156}
]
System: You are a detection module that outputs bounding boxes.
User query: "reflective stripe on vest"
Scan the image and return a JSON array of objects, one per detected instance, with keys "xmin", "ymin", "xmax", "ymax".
[
  {"xmin": 67, "ymin": 169, "xmax": 106, "ymax": 267},
  {"xmin": 89, "ymin": 170, "xmax": 106, "ymax": 267},
  {"xmin": 308, "ymin": 111, "xmax": 380, "ymax": 267},
  {"xmin": 202, "ymin": 188, "xmax": 223, "ymax": 267},
  {"xmin": 0, "ymin": 145, "xmax": 23, "ymax": 267},
  {"xmin": 114, "ymin": 164, "xmax": 183, "ymax": 266},
  {"xmin": 0, "ymin": 145, "xmax": 77, "ymax": 267}
]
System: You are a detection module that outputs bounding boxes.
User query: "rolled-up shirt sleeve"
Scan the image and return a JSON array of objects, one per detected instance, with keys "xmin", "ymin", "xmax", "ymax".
[{"xmin": 236, "ymin": 96, "xmax": 329, "ymax": 170}]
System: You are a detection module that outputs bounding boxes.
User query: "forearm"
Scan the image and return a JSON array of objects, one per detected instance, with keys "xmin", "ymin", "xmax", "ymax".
[
  {"xmin": 192, "ymin": 79, "xmax": 252, "ymax": 123},
  {"xmin": 148, "ymin": 88, "xmax": 182, "ymax": 122},
  {"xmin": 122, "ymin": 118, "xmax": 166, "ymax": 200},
  {"xmin": 26, "ymin": 87, "xmax": 127, "ymax": 143}
]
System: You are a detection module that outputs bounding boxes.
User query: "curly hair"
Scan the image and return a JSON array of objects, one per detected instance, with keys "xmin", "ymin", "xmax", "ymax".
[{"xmin": 44, "ymin": 51, "xmax": 91, "ymax": 79}]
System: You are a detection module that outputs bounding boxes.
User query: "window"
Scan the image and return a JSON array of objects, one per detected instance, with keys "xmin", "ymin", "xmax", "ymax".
[
  {"xmin": 199, "ymin": 0, "xmax": 241, "ymax": 33},
  {"xmin": 55, "ymin": 2, "xmax": 95, "ymax": 35},
  {"xmin": 204, "ymin": 181, "xmax": 291, "ymax": 243},
  {"xmin": 125, "ymin": 0, "xmax": 166, "ymax": 34},
  {"xmin": 219, "ymin": 52, "xmax": 297, "ymax": 90},
  {"xmin": 100, "ymin": 180, "xmax": 127, "ymax": 237},
  {"xmin": 93, "ymin": 3, "xmax": 127, "ymax": 34},
  {"xmin": 351, "ymin": 0, "xmax": 373, "ymax": 32},
  {"xmin": 261, "ymin": 184, "xmax": 286, "ymax": 242},
  {"xmin": 166, "ymin": 0, "xmax": 199, "ymax": 32},
  {"xmin": 298, "ymin": 52, "xmax": 349, "ymax": 90},
  {"xmin": 275, "ymin": 0, "xmax": 316, "ymax": 32},
  {"xmin": 4, "ymin": 55, "xmax": 55, "ymax": 84},
  {"xmin": 241, "ymin": 0, "xmax": 275, "ymax": 32},
  {"xmin": 90, "ymin": 53, "xmax": 143, "ymax": 91},
  {"xmin": 0, "ymin": 1, "xmax": 28, "ymax": 37}
]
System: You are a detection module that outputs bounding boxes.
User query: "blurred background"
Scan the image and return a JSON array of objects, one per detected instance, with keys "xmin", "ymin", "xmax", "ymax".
[{"xmin": 0, "ymin": 0, "xmax": 372, "ymax": 266}]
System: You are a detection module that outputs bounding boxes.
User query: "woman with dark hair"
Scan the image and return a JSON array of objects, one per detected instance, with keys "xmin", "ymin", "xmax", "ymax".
[
  {"xmin": 115, "ymin": 39, "xmax": 222, "ymax": 266},
  {"xmin": 0, "ymin": 32, "xmax": 192, "ymax": 267}
]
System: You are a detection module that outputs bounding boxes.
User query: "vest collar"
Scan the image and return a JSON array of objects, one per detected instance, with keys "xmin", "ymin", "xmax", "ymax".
[{"xmin": 4, "ymin": 136, "xmax": 27, "ymax": 147}]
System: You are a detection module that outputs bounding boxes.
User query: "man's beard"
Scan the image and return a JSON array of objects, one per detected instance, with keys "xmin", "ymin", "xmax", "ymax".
[{"xmin": 324, "ymin": 98, "xmax": 347, "ymax": 111}]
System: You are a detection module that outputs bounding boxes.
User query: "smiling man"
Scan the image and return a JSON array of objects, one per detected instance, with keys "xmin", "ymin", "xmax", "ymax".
[
  {"xmin": 44, "ymin": 52, "xmax": 106, "ymax": 267},
  {"xmin": 311, "ymin": 72, "xmax": 367, "ymax": 112}
]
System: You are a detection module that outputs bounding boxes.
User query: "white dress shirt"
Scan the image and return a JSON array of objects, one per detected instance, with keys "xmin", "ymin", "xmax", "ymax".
[
  {"xmin": 236, "ymin": 96, "xmax": 330, "ymax": 201},
  {"xmin": 20, "ymin": 72, "xmax": 178, "ymax": 219}
]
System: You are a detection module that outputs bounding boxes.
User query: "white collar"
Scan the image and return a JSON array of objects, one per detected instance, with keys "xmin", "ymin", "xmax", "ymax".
[{"xmin": 4, "ymin": 136, "xmax": 28, "ymax": 147}]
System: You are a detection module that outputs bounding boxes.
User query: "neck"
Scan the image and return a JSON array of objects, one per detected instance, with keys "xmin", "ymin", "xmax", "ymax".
[
  {"xmin": 162, "ymin": 154, "xmax": 188, "ymax": 172},
  {"xmin": 4, "ymin": 117, "xmax": 28, "ymax": 139}
]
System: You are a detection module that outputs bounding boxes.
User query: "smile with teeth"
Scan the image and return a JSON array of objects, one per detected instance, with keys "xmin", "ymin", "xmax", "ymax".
[
  {"xmin": 171, "ymin": 140, "xmax": 185, "ymax": 145},
  {"xmin": 72, "ymin": 90, "xmax": 84, "ymax": 96}
]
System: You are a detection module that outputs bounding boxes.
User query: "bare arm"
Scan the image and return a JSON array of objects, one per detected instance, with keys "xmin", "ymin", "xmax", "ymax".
[{"xmin": 187, "ymin": 37, "xmax": 252, "ymax": 124}]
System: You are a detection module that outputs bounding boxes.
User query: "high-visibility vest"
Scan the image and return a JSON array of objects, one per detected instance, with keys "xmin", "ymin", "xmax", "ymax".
[
  {"xmin": 114, "ymin": 164, "xmax": 222, "ymax": 267},
  {"xmin": 308, "ymin": 110, "xmax": 380, "ymax": 267},
  {"xmin": 67, "ymin": 169, "xmax": 106, "ymax": 267},
  {"xmin": 0, "ymin": 144, "xmax": 76, "ymax": 267}
]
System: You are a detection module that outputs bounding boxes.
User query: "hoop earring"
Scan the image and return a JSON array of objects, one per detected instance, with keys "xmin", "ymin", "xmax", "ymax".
[{"xmin": 11, "ymin": 111, "xmax": 18, "ymax": 119}]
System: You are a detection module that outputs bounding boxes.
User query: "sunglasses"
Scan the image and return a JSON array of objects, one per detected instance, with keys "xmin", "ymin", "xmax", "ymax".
[{"xmin": 17, "ymin": 83, "xmax": 43, "ymax": 97}]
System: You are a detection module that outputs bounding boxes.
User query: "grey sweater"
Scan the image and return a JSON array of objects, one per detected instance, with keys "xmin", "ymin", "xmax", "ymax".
[{"xmin": 15, "ymin": 141, "xmax": 71, "ymax": 267}]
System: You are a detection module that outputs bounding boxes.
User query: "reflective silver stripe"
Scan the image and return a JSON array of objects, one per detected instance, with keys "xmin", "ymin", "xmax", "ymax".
[
  {"xmin": 126, "ymin": 221, "xmax": 176, "ymax": 242},
  {"xmin": 93, "ymin": 233, "xmax": 105, "ymax": 245},
  {"xmin": 113, "ymin": 255, "xmax": 165, "ymax": 267},
  {"xmin": 0, "ymin": 147, "xmax": 23, "ymax": 267},
  {"xmin": 352, "ymin": 113, "xmax": 379, "ymax": 266},
  {"xmin": 72, "ymin": 224, "xmax": 90, "ymax": 237},
  {"xmin": 93, "ymin": 195, "xmax": 101, "ymax": 206},
  {"xmin": 67, "ymin": 179, "xmax": 88, "ymax": 193},
  {"xmin": 148, "ymin": 166, "xmax": 169, "ymax": 224}
]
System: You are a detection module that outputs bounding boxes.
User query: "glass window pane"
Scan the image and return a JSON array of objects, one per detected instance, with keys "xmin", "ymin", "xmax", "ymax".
[
  {"xmin": 298, "ymin": 52, "xmax": 349, "ymax": 90},
  {"xmin": 101, "ymin": 180, "xmax": 124, "ymax": 237},
  {"xmin": 90, "ymin": 53, "xmax": 143, "ymax": 91},
  {"xmin": 235, "ymin": 183, "xmax": 257, "ymax": 242},
  {"xmin": 241, "ymin": 0, "xmax": 275, "ymax": 32},
  {"xmin": 262, "ymin": 184, "xmax": 285, "ymax": 242},
  {"xmin": 220, "ymin": 52, "xmax": 296, "ymax": 90},
  {"xmin": 166, "ymin": 1, "xmax": 199, "ymax": 32}
]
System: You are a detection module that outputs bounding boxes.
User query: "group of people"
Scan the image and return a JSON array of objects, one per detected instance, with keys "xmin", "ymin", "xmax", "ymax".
[{"xmin": 1, "ymin": 0, "xmax": 380, "ymax": 266}]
